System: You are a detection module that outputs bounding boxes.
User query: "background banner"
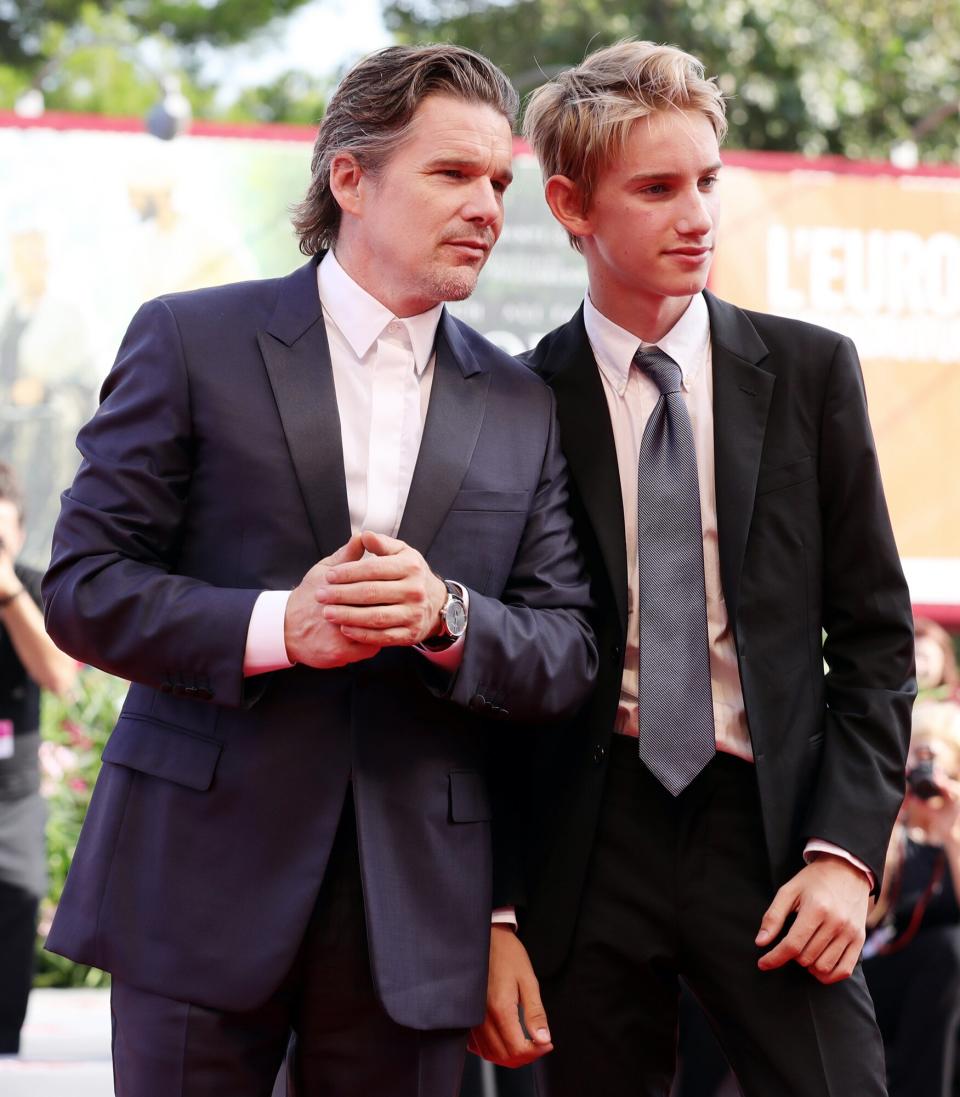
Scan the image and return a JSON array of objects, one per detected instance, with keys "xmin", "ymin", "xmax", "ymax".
[{"xmin": 2, "ymin": 117, "xmax": 957, "ymax": 608}]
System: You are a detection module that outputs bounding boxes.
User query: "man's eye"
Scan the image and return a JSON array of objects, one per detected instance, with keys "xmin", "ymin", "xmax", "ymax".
[{"xmin": 700, "ymin": 175, "xmax": 719, "ymax": 189}]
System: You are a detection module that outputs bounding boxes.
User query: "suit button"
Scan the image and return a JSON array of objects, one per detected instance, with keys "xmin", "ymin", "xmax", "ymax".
[
  {"xmin": 610, "ymin": 644, "xmax": 622, "ymax": 666},
  {"xmin": 592, "ymin": 744, "xmax": 606, "ymax": 766},
  {"xmin": 470, "ymin": 694, "xmax": 487, "ymax": 712}
]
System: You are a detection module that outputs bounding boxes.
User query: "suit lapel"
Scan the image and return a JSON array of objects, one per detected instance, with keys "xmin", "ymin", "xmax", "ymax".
[
  {"xmin": 258, "ymin": 257, "xmax": 352, "ymax": 560},
  {"xmin": 398, "ymin": 311, "xmax": 490, "ymax": 554},
  {"xmin": 705, "ymin": 291, "xmax": 775, "ymax": 625},
  {"xmin": 545, "ymin": 311, "xmax": 629, "ymax": 633}
]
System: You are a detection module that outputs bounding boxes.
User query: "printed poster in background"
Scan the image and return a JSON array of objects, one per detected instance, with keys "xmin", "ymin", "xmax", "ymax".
[{"xmin": 1, "ymin": 118, "xmax": 957, "ymax": 608}]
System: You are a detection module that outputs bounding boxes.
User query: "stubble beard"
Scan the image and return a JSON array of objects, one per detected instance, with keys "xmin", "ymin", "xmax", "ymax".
[{"xmin": 423, "ymin": 264, "xmax": 481, "ymax": 304}]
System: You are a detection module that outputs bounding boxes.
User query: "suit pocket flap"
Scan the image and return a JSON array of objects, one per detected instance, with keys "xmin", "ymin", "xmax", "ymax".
[
  {"xmin": 449, "ymin": 770, "xmax": 492, "ymax": 822},
  {"xmin": 102, "ymin": 715, "xmax": 222, "ymax": 792},
  {"xmin": 450, "ymin": 490, "xmax": 530, "ymax": 512},
  {"xmin": 756, "ymin": 455, "xmax": 815, "ymax": 496}
]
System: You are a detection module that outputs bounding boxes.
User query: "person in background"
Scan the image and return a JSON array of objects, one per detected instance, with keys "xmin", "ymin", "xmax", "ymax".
[
  {"xmin": 0, "ymin": 462, "xmax": 76, "ymax": 1054},
  {"xmin": 864, "ymin": 700, "xmax": 960, "ymax": 1097},
  {"xmin": 915, "ymin": 617, "xmax": 960, "ymax": 699}
]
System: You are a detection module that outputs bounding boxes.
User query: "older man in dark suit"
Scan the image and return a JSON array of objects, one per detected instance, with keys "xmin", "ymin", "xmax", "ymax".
[
  {"xmin": 41, "ymin": 45, "xmax": 596, "ymax": 1097},
  {"xmin": 472, "ymin": 41, "xmax": 915, "ymax": 1097}
]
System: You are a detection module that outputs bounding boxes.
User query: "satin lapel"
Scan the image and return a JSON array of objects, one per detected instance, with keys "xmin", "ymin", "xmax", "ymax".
[
  {"xmin": 397, "ymin": 311, "xmax": 490, "ymax": 554},
  {"xmin": 258, "ymin": 258, "xmax": 351, "ymax": 559},
  {"xmin": 547, "ymin": 313, "xmax": 628, "ymax": 633},
  {"xmin": 706, "ymin": 292, "xmax": 775, "ymax": 625}
]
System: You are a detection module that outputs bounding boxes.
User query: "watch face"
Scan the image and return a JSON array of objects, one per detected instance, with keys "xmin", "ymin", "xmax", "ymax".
[{"xmin": 444, "ymin": 598, "xmax": 467, "ymax": 637}]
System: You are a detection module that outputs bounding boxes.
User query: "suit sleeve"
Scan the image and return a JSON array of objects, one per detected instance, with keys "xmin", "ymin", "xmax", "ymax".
[
  {"xmin": 446, "ymin": 392, "xmax": 599, "ymax": 723},
  {"xmin": 803, "ymin": 335, "xmax": 915, "ymax": 889},
  {"xmin": 42, "ymin": 299, "xmax": 260, "ymax": 708}
]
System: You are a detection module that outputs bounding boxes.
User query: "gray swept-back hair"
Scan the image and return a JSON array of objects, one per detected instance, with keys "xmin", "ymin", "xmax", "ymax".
[{"xmin": 292, "ymin": 44, "xmax": 518, "ymax": 254}]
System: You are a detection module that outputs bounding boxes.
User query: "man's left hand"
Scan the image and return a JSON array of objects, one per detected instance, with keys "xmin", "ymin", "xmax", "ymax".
[
  {"xmin": 755, "ymin": 854, "xmax": 870, "ymax": 984},
  {"xmin": 318, "ymin": 530, "xmax": 447, "ymax": 647}
]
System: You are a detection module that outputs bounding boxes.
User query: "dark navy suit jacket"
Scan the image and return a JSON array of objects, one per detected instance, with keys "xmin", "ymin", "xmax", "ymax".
[{"xmin": 42, "ymin": 257, "xmax": 597, "ymax": 1026}]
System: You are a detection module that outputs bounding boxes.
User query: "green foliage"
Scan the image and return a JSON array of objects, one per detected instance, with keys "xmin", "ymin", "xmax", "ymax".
[
  {"xmin": 383, "ymin": 0, "xmax": 960, "ymax": 162},
  {"xmin": 222, "ymin": 70, "xmax": 330, "ymax": 127},
  {"xmin": 34, "ymin": 666, "xmax": 128, "ymax": 989},
  {"xmin": 2, "ymin": 0, "xmax": 314, "ymax": 66},
  {"xmin": 0, "ymin": 0, "xmax": 313, "ymax": 122}
]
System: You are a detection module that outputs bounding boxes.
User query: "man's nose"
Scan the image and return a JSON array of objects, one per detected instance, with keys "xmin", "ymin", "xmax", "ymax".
[
  {"xmin": 676, "ymin": 188, "xmax": 713, "ymax": 236},
  {"xmin": 463, "ymin": 179, "xmax": 502, "ymax": 225}
]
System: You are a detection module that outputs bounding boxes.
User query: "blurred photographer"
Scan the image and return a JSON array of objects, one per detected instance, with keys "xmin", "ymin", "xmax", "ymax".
[
  {"xmin": 0, "ymin": 463, "xmax": 76, "ymax": 1054},
  {"xmin": 864, "ymin": 700, "xmax": 960, "ymax": 1097}
]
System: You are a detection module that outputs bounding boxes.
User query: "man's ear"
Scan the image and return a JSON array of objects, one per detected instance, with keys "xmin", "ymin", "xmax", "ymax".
[
  {"xmin": 543, "ymin": 175, "xmax": 591, "ymax": 242},
  {"xmin": 329, "ymin": 152, "xmax": 365, "ymax": 217}
]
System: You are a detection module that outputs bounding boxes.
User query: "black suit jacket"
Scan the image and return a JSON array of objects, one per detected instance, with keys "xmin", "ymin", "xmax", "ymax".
[
  {"xmin": 42, "ymin": 257, "xmax": 597, "ymax": 1025},
  {"xmin": 517, "ymin": 291, "xmax": 915, "ymax": 977}
]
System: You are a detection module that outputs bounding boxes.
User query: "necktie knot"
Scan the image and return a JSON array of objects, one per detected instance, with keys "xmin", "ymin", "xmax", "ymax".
[{"xmin": 634, "ymin": 346, "xmax": 682, "ymax": 396}]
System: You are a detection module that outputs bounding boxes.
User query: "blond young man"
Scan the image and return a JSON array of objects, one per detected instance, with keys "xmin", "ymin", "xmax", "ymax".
[{"xmin": 470, "ymin": 41, "xmax": 915, "ymax": 1096}]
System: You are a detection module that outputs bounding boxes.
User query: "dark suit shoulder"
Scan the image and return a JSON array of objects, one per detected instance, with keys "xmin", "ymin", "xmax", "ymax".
[
  {"xmin": 154, "ymin": 274, "xmax": 287, "ymax": 330},
  {"xmin": 449, "ymin": 315, "xmax": 555, "ymax": 402},
  {"xmin": 516, "ymin": 312, "xmax": 587, "ymax": 382}
]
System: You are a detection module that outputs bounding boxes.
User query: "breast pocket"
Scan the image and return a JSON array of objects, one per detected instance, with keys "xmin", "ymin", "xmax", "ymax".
[
  {"xmin": 449, "ymin": 490, "xmax": 531, "ymax": 513},
  {"xmin": 756, "ymin": 455, "xmax": 815, "ymax": 496}
]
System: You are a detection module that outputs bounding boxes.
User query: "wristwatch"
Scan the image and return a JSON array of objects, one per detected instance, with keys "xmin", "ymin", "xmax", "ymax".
[{"xmin": 422, "ymin": 579, "xmax": 468, "ymax": 650}]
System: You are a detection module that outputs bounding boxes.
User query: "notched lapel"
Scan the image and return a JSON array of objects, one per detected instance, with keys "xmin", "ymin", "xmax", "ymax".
[
  {"xmin": 706, "ymin": 293, "xmax": 774, "ymax": 625},
  {"xmin": 398, "ymin": 312, "xmax": 490, "ymax": 554},
  {"xmin": 548, "ymin": 313, "xmax": 629, "ymax": 633},
  {"xmin": 258, "ymin": 267, "xmax": 352, "ymax": 560}
]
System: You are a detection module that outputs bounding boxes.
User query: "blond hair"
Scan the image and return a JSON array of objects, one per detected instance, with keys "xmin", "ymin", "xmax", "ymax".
[
  {"xmin": 523, "ymin": 40, "xmax": 727, "ymax": 251},
  {"xmin": 292, "ymin": 45, "xmax": 518, "ymax": 254}
]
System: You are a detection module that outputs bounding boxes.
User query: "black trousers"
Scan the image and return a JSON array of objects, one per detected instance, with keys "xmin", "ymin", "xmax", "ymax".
[
  {"xmin": 864, "ymin": 923, "xmax": 960, "ymax": 1097},
  {"xmin": 111, "ymin": 788, "xmax": 468, "ymax": 1097},
  {"xmin": 0, "ymin": 878, "xmax": 38, "ymax": 1054},
  {"xmin": 535, "ymin": 735, "xmax": 887, "ymax": 1097}
]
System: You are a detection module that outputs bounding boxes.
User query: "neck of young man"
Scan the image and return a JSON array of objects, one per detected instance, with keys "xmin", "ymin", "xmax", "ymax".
[{"xmin": 588, "ymin": 277, "xmax": 696, "ymax": 346}]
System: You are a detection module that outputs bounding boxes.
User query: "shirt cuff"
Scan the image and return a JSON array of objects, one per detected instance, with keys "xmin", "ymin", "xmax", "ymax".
[
  {"xmin": 243, "ymin": 590, "xmax": 294, "ymax": 676},
  {"xmin": 491, "ymin": 906, "xmax": 518, "ymax": 929},
  {"xmin": 417, "ymin": 583, "xmax": 469, "ymax": 672},
  {"xmin": 804, "ymin": 839, "xmax": 876, "ymax": 891}
]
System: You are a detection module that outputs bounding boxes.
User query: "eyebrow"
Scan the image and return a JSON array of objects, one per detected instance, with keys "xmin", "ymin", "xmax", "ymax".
[
  {"xmin": 426, "ymin": 156, "xmax": 514, "ymax": 186},
  {"xmin": 627, "ymin": 160, "xmax": 724, "ymax": 184}
]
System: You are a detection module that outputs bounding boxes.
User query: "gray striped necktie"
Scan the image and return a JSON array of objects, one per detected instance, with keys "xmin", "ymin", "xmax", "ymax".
[{"xmin": 634, "ymin": 346, "xmax": 716, "ymax": 795}]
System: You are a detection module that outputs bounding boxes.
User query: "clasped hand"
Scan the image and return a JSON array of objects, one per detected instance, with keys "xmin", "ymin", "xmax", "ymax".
[{"xmin": 284, "ymin": 531, "xmax": 447, "ymax": 669}]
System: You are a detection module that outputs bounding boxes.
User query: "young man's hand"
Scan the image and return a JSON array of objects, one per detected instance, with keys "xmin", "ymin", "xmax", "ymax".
[
  {"xmin": 468, "ymin": 926, "xmax": 554, "ymax": 1067},
  {"xmin": 756, "ymin": 855, "xmax": 871, "ymax": 984}
]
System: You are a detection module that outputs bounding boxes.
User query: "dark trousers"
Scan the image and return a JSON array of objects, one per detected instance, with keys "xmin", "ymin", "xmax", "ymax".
[
  {"xmin": 0, "ymin": 878, "xmax": 38, "ymax": 1054},
  {"xmin": 864, "ymin": 923, "xmax": 960, "ymax": 1097},
  {"xmin": 535, "ymin": 735, "xmax": 887, "ymax": 1097},
  {"xmin": 111, "ymin": 788, "xmax": 468, "ymax": 1097}
]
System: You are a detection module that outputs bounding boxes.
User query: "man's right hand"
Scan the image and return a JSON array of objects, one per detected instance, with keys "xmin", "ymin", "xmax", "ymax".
[
  {"xmin": 284, "ymin": 535, "xmax": 382, "ymax": 668},
  {"xmin": 468, "ymin": 925, "xmax": 553, "ymax": 1067}
]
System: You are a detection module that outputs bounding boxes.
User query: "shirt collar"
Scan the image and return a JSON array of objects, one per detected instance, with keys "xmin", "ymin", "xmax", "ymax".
[
  {"xmin": 317, "ymin": 251, "xmax": 444, "ymax": 376},
  {"xmin": 583, "ymin": 292, "xmax": 711, "ymax": 396}
]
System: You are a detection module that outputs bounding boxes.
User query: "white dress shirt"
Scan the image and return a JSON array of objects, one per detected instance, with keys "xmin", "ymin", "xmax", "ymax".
[
  {"xmin": 243, "ymin": 251, "xmax": 463, "ymax": 675},
  {"xmin": 583, "ymin": 292, "xmax": 871, "ymax": 882}
]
